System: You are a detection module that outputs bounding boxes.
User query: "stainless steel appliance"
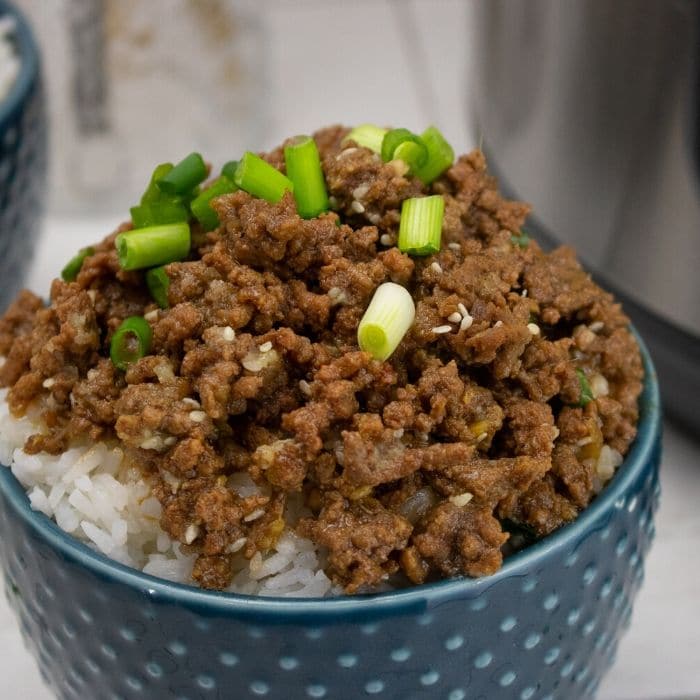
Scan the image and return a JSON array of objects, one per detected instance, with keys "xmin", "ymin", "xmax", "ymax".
[{"xmin": 473, "ymin": 0, "xmax": 700, "ymax": 432}]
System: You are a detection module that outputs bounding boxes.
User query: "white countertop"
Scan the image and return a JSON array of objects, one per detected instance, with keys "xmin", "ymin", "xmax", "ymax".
[{"xmin": 4, "ymin": 2, "xmax": 700, "ymax": 697}]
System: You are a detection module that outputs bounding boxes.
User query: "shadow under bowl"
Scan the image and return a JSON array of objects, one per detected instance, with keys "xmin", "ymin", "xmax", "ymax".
[
  {"xmin": 0, "ymin": 0, "xmax": 47, "ymax": 312},
  {"xmin": 0, "ymin": 333, "xmax": 661, "ymax": 700}
]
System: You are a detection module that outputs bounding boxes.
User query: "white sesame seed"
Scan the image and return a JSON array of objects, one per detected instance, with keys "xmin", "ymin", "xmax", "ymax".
[
  {"xmin": 222, "ymin": 326, "xmax": 235, "ymax": 341},
  {"xmin": 552, "ymin": 427, "xmax": 560, "ymax": 440},
  {"xmin": 164, "ymin": 436, "xmax": 177, "ymax": 447},
  {"xmin": 352, "ymin": 184, "xmax": 369, "ymax": 200},
  {"xmin": 299, "ymin": 379, "xmax": 311, "ymax": 396},
  {"xmin": 87, "ymin": 289, "xmax": 97, "ymax": 302},
  {"xmin": 350, "ymin": 200, "xmax": 365, "ymax": 214},
  {"xmin": 182, "ymin": 397, "xmax": 200, "ymax": 408},
  {"xmin": 259, "ymin": 341, "xmax": 273, "ymax": 353},
  {"xmin": 460, "ymin": 313, "xmax": 474, "ymax": 332},
  {"xmin": 494, "ymin": 320, "xmax": 503, "ymax": 328},
  {"xmin": 184, "ymin": 524, "xmax": 200, "ymax": 545},
  {"xmin": 521, "ymin": 288, "xmax": 528, "ymax": 297},
  {"xmin": 336, "ymin": 147, "xmax": 357, "ymax": 160},
  {"xmin": 457, "ymin": 303, "xmax": 469, "ymax": 317},
  {"xmin": 189, "ymin": 410, "xmax": 207, "ymax": 423},
  {"xmin": 448, "ymin": 242, "xmax": 461, "ymax": 251},
  {"xmin": 244, "ymin": 508, "xmax": 265, "ymax": 523},
  {"xmin": 527, "ymin": 322, "xmax": 540, "ymax": 335},
  {"xmin": 144, "ymin": 309, "xmax": 159, "ymax": 322},
  {"xmin": 476, "ymin": 432, "xmax": 488, "ymax": 443},
  {"xmin": 589, "ymin": 321, "xmax": 604, "ymax": 332},
  {"xmin": 430, "ymin": 261, "xmax": 443, "ymax": 274},
  {"xmin": 576, "ymin": 436, "xmax": 593, "ymax": 447},
  {"xmin": 432, "ymin": 325, "xmax": 452, "ymax": 334},
  {"xmin": 449, "ymin": 492, "xmax": 473, "ymax": 507},
  {"xmin": 367, "ymin": 212, "xmax": 381, "ymax": 225},
  {"xmin": 42, "ymin": 377, "xmax": 55, "ymax": 389},
  {"xmin": 228, "ymin": 537, "xmax": 247, "ymax": 553},
  {"xmin": 447, "ymin": 312, "xmax": 462, "ymax": 323},
  {"xmin": 379, "ymin": 233, "xmax": 393, "ymax": 246}
]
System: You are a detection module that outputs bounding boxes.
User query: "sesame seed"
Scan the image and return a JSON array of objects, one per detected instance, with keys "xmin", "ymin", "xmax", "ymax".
[
  {"xmin": 447, "ymin": 312, "xmax": 462, "ymax": 323},
  {"xmin": 350, "ymin": 200, "xmax": 365, "ymax": 214},
  {"xmin": 476, "ymin": 432, "xmax": 488, "ymax": 443},
  {"xmin": 244, "ymin": 508, "xmax": 265, "ymax": 523},
  {"xmin": 527, "ymin": 322, "xmax": 540, "ymax": 335},
  {"xmin": 184, "ymin": 524, "xmax": 200, "ymax": 545},
  {"xmin": 336, "ymin": 147, "xmax": 357, "ymax": 160},
  {"xmin": 87, "ymin": 289, "xmax": 97, "ymax": 302},
  {"xmin": 299, "ymin": 379, "xmax": 311, "ymax": 396},
  {"xmin": 457, "ymin": 303, "xmax": 469, "ymax": 317},
  {"xmin": 432, "ymin": 325, "xmax": 452, "ymax": 334},
  {"xmin": 367, "ymin": 212, "xmax": 381, "ymax": 225},
  {"xmin": 521, "ymin": 288, "xmax": 528, "ymax": 297},
  {"xmin": 448, "ymin": 242, "xmax": 461, "ymax": 251},
  {"xmin": 380, "ymin": 233, "xmax": 393, "ymax": 246},
  {"xmin": 352, "ymin": 184, "xmax": 369, "ymax": 200},
  {"xmin": 259, "ymin": 341, "xmax": 273, "ymax": 353},
  {"xmin": 229, "ymin": 537, "xmax": 247, "ymax": 553},
  {"xmin": 144, "ymin": 309, "xmax": 159, "ymax": 322},
  {"xmin": 460, "ymin": 313, "xmax": 474, "ymax": 332},
  {"xmin": 449, "ymin": 492, "xmax": 473, "ymax": 507},
  {"xmin": 494, "ymin": 320, "xmax": 503, "ymax": 328},
  {"xmin": 182, "ymin": 397, "xmax": 200, "ymax": 408},
  {"xmin": 552, "ymin": 427, "xmax": 560, "ymax": 440},
  {"xmin": 222, "ymin": 326, "xmax": 235, "ymax": 341},
  {"xmin": 430, "ymin": 261, "xmax": 443, "ymax": 274},
  {"xmin": 189, "ymin": 410, "xmax": 207, "ymax": 423},
  {"xmin": 42, "ymin": 377, "xmax": 55, "ymax": 388},
  {"xmin": 576, "ymin": 436, "xmax": 593, "ymax": 447},
  {"xmin": 589, "ymin": 321, "xmax": 604, "ymax": 332}
]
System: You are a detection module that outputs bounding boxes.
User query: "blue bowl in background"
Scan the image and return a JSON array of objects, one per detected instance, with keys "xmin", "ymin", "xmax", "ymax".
[
  {"xmin": 0, "ymin": 335, "xmax": 661, "ymax": 700},
  {"xmin": 0, "ymin": 0, "xmax": 46, "ymax": 312}
]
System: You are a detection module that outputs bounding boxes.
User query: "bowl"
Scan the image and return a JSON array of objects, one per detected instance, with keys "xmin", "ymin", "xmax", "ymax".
[
  {"xmin": 0, "ymin": 0, "xmax": 46, "ymax": 312},
  {"xmin": 0, "ymin": 334, "xmax": 661, "ymax": 700}
]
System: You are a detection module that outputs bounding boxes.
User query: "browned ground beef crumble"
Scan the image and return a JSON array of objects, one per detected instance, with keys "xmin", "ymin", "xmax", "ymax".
[{"xmin": 0, "ymin": 126, "xmax": 643, "ymax": 593}]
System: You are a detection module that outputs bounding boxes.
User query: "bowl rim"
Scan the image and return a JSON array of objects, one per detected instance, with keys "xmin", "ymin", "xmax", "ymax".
[
  {"xmin": 0, "ymin": 329, "xmax": 661, "ymax": 618},
  {"xmin": 0, "ymin": 0, "xmax": 39, "ymax": 131}
]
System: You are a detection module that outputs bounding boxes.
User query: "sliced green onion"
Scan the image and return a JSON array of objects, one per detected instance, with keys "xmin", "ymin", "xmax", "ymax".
[
  {"xmin": 233, "ymin": 152, "xmax": 293, "ymax": 204},
  {"xmin": 358, "ymin": 282, "xmax": 415, "ymax": 361},
  {"xmin": 412, "ymin": 126, "xmax": 454, "ymax": 184},
  {"xmin": 398, "ymin": 195, "xmax": 445, "ymax": 256},
  {"xmin": 61, "ymin": 247, "xmax": 95, "ymax": 282},
  {"xmin": 141, "ymin": 163, "xmax": 174, "ymax": 203},
  {"xmin": 130, "ymin": 200, "xmax": 189, "ymax": 229},
  {"xmin": 115, "ymin": 223, "xmax": 191, "ymax": 271},
  {"xmin": 381, "ymin": 128, "xmax": 428, "ymax": 172},
  {"xmin": 156, "ymin": 153, "xmax": 207, "ymax": 195},
  {"xmin": 110, "ymin": 316, "xmax": 153, "ymax": 370},
  {"xmin": 284, "ymin": 135, "xmax": 329, "ymax": 219},
  {"xmin": 221, "ymin": 160, "xmax": 239, "ymax": 180},
  {"xmin": 575, "ymin": 369, "xmax": 594, "ymax": 407},
  {"xmin": 511, "ymin": 231, "xmax": 530, "ymax": 249},
  {"xmin": 343, "ymin": 124, "xmax": 387, "ymax": 154},
  {"xmin": 190, "ymin": 175, "xmax": 238, "ymax": 230},
  {"xmin": 145, "ymin": 266, "xmax": 170, "ymax": 309}
]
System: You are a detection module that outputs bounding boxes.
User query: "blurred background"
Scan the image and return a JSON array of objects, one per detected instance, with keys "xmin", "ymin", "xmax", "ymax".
[{"xmin": 1, "ymin": 1, "xmax": 699, "ymax": 698}]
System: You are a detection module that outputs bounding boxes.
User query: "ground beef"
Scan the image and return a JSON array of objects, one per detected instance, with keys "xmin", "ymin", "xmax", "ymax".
[{"xmin": 0, "ymin": 125, "xmax": 643, "ymax": 592}]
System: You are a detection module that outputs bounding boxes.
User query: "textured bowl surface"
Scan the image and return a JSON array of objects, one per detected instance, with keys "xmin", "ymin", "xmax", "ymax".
[
  {"xmin": 0, "ymin": 336, "xmax": 661, "ymax": 700},
  {"xmin": 0, "ymin": 0, "xmax": 47, "ymax": 312}
]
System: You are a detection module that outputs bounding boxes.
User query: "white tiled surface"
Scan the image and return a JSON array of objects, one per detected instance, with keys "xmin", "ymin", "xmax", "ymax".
[{"xmin": 3, "ymin": 2, "xmax": 700, "ymax": 698}]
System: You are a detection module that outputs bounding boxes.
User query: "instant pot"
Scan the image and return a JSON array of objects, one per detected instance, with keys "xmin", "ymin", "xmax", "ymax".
[{"xmin": 473, "ymin": 0, "xmax": 700, "ymax": 433}]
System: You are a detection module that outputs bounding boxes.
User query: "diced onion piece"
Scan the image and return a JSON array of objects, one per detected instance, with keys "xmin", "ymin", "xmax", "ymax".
[
  {"xmin": 398, "ymin": 195, "xmax": 445, "ymax": 256},
  {"xmin": 284, "ymin": 135, "xmax": 329, "ymax": 219},
  {"xmin": 358, "ymin": 282, "xmax": 415, "ymax": 361},
  {"xmin": 233, "ymin": 151, "xmax": 293, "ymax": 204},
  {"xmin": 116, "ymin": 223, "xmax": 191, "ymax": 271},
  {"xmin": 343, "ymin": 124, "xmax": 387, "ymax": 154},
  {"xmin": 412, "ymin": 126, "xmax": 454, "ymax": 184}
]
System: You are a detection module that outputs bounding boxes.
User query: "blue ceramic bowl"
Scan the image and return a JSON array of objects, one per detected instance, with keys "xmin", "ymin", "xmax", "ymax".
[
  {"xmin": 0, "ymin": 335, "xmax": 661, "ymax": 700},
  {"xmin": 0, "ymin": 0, "xmax": 46, "ymax": 312}
]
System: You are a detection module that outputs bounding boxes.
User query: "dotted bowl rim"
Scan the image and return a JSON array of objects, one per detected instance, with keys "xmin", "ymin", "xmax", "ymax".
[
  {"xmin": 0, "ymin": 328, "xmax": 661, "ymax": 619},
  {"xmin": 0, "ymin": 0, "xmax": 40, "ymax": 132}
]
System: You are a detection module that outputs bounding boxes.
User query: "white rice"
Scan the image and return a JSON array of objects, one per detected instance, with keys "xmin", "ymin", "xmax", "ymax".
[
  {"xmin": 0, "ymin": 16, "xmax": 19, "ymax": 102},
  {"xmin": 0, "ymin": 386, "xmax": 333, "ymax": 597}
]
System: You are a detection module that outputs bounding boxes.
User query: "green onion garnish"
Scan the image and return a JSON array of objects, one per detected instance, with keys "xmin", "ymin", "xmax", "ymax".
[
  {"xmin": 398, "ymin": 195, "xmax": 445, "ymax": 256},
  {"xmin": 130, "ymin": 200, "xmax": 189, "ymax": 229},
  {"xmin": 233, "ymin": 152, "xmax": 293, "ymax": 204},
  {"xmin": 511, "ymin": 231, "xmax": 530, "ymax": 249},
  {"xmin": 221, "ymin": 160, "xmax": 239, "ymax": 180},
  {"xmin": 110, "ymin": 316, "xmax": 153, "ymax": 371},
  {"xmin": 381, "ymin": 128, "xmax": 428, "ymax": 172},
  {"xmin": 412, "ymin": 126, "xmax": 454, "ymax": 184},
  {"xmin": 61, "ymin": 247, "xmax": 95, "ymax": 282},
  {"xmin": 343, "ymin": 124, "xmax": 387, "ymax": 154},
  {"xmin": 358, "ymin": 282, "xmax": 416, "ymax": 361},
  {"xmin": 284, "ymin": 135, "xmax": 330, "ymax": 219},
  {"xmin": 145, "ymin": 266, "xmax": 170, "ymax": 309},
  {"xmin": 190, "ymin": 175, "xmax": 238, "ymax": 230},
  {"xmin": 576, "ymin": 368, "xmax": 594, "ymax": 407},
  {"xmin": 115, "ymin": 223, "xmax": 191, "ymax": 271},
  {"xmin": 156, "ymin": 153, "xmax": 207, "ymax": 195},
  {"xmin": 141, "ymin": 163, "xmax": 174, "ymax": 203}
]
